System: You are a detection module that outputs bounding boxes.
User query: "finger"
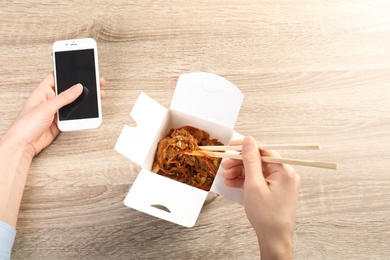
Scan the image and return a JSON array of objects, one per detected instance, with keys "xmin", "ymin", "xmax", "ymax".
[
  {"xmin": 260, "ymin": 149, "xmax": 283, "ymax": 174},
  {"xmin": 99, "ymin": 77, "xmax": 105, "ymax": 99},
  {"xmin": 241, "ymin": 136, "xmax": 267, "ymax": 187},
  {"xmin": 16, "ymin": 74, "xmax": 55, "ymax": 118},
  {"xmin": 37, "ymin": 72, "xmax": 55, "ymax": 90},
  {"xmin": 46, "ymin": 83, "xmax": 83, "ymax": 113},
  {"xmin": 229, "ymin": 139, "xmax": 244, "ymax": 146},
  {"xmin": 222, "ymin": 166, "xmax": 244, "ymax": 180},
  {"xmin": 100, "ymin": 90, "xmax": 106, "ymax": 99},
  {"xmin": 221, "ymin": 158, "xmax": 243, "ymax": 170},
  {"xmin": 224, "ymin": 178, "xmax": 244, "ymax": 189},
  {"xmin": 99, "ymin": 77, "xmax": 105, "ymax": 87},
  {"xmin": 260, "ymin": 149, "xmax": 282, "ymax": 158},
  {"xmin": 49, "ymin": 117, "xmax": 60, "ymax": 137},
  {"xmin": 41, "ymin": 73, "xmax": 104, "ymax": 91},
  {"xmin": 260, "ymin": 149, "xmax": 296, "ymax": 180}
]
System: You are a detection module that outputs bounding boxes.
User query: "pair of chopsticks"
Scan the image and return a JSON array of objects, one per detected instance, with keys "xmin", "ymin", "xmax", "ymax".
[{"xmin": 187, "ymin": 142, "xmax": 338, "ymax": 170}]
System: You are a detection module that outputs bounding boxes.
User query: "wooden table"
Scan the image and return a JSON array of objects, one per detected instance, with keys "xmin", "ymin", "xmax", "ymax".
[{"xmin": 1, "ymin": 1, "xmax": 389, "ymax": 259}]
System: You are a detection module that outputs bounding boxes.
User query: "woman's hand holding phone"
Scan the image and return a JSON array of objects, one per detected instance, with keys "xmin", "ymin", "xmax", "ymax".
[{"xmin": 5, "ymin": 72, "xmax": 105, "ymax": 158}]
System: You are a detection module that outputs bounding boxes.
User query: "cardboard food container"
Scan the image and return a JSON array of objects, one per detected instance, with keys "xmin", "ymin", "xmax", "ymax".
[{"xmin": 115, "ymin": 72, "xmax": 245, "ymax": 227}]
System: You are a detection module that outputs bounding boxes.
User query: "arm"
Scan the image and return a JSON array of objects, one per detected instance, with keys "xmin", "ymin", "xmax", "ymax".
[
  {"xmin": 0, "ymin": 74, "xmax": 83, "ymax": 260},
  {"xmin": 0, "ymin": 73, "xmax": 105, "ymax": 228},
  {"xmin": 0, "ymin": 139, "xmax": 26, "ymax": 260},
  {"xmin": 0, "ymin": 73, "xmax": 107, "ymax": 260},
  {"xmin": 0, "ymin": 132, "xmax": 33, "ymax": 228},
  {"xmin": 222, "ymin": 136, "xmax": 300, "ymax": 259},
  {"xmin": 0, "ymin": 74, "xmax": 85, "ymax": 228}
]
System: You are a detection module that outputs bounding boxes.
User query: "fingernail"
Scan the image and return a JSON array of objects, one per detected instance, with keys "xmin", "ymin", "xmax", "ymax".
[
  {"xmin": 242, "ymin": 136, "xmax": 255, "ymax": 152},
  {"xmin": 72, "ymin": 83, "xmax": 83, "ymax": 94}
]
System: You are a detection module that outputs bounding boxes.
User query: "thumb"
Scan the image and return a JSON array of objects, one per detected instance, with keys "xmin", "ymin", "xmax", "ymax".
[
  {"xmin": 242, "ymin": 136, "xmax": 267, "ymax": 187},
  {"xmin": 49, "ymin": 83, "xmax": 83, "ymax": 112}
]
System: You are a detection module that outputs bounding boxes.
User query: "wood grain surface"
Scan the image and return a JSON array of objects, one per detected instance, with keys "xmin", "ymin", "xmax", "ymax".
[{"xmin": 1, "ymin": 1, "xmax": 390, "ymax": 259}]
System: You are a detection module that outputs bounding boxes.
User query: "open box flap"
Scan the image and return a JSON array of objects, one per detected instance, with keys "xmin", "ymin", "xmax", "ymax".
[
  {"xmin": 115, "ymin": 92, "xmax": 167, "ymax": 166},
  {"xmin": 124, "ymin": 169, "xmax": 208, "ymax": 228},
  {"xmin": 170, "ymin": 72, "xmax": 243, "ymax": 129}
]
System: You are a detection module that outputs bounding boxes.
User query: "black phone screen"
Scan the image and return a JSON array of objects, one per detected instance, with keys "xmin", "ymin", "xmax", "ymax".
[{"xmin": 55, "ymin": 49, "xmax": 99, "ymax": 121}]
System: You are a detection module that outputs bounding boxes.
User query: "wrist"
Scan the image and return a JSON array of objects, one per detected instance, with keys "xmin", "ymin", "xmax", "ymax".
[
  {"xmin": 257, "ymin": 232, "xmax": 293, "ymax": 260},
  {"xmin": 0, "ymin": 131, "xmax": 34, "ymax": 183},
  {"xmin": 1, "ymin": 129, "xmax": 36, "ymax": 160}
]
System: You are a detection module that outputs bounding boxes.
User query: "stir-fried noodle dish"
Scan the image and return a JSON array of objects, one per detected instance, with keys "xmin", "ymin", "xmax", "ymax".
[{"xmin": 152, "ymin": 126, "xmax": 223, "ymax": 191}]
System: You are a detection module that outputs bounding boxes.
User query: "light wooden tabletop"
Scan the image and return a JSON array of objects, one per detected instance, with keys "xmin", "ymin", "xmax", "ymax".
[{"xmin": 1, "ymin": 1, "xmax": 390, "ymax": 259}]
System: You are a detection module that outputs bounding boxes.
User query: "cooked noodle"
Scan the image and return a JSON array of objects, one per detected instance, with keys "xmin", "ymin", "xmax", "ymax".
[{"xmin": 152, "ymin": 126, "xmax": 223, "ymax": 191}]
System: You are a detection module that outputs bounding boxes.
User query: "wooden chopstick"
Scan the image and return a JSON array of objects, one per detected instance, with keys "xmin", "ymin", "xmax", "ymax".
[
  {"xmin": 261, "ymin": 157, "xmax": 338, "ymax": 170},
  {"xmin": 199, "ymin": 142, "xmax": 321, "ymax": 151},
  {"xmin": 186, "ymin": 151, "xmax": 338, "ymax": 170}
]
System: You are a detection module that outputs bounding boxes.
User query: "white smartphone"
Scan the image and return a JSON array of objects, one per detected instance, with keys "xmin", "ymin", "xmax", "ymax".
[{"xmin": 53, "ymin": 38, "xmax": 102, "ymax": 131}]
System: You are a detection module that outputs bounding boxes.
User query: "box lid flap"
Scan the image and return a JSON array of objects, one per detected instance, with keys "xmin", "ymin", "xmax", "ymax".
[
  {"xmin": 124, "ymin": 169, "xmax": 208, "ymax": 228},
  {"xmin": 114, "ymin": 92, "xmax": 167, "ymax": 166},
  {"xmin": 170, "ymin": 72, "xmax": 243, "ymax": 129}
]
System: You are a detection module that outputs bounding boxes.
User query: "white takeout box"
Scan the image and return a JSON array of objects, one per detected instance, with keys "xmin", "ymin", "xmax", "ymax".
[{"xmin": 115, "ymin": 72, "xmax": 244, "ymax": 227}]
